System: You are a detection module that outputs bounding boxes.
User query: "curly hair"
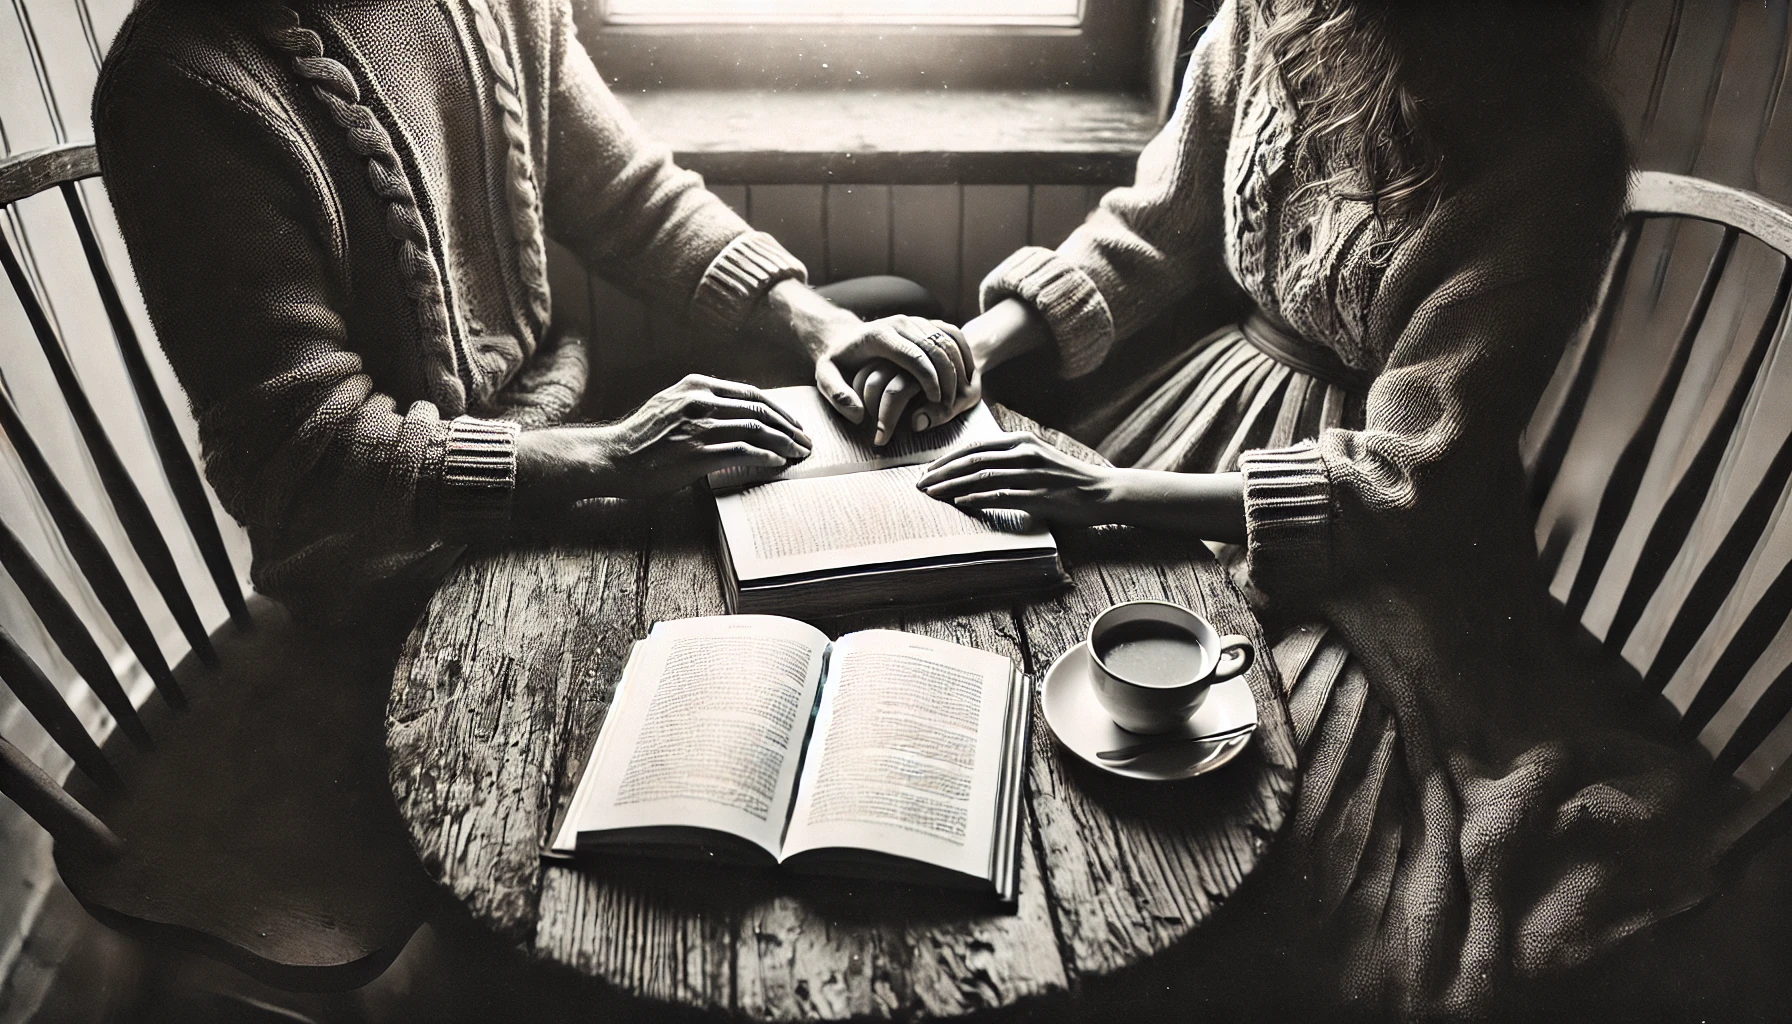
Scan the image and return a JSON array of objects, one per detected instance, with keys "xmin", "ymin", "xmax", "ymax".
[{"xmin": 1258, "ymin": 0, "xmax": 1605, "ymax": 239}]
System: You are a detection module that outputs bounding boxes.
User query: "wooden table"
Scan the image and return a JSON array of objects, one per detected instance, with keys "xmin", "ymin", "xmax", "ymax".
[{"xmin": 387, "ymin": 414, "xmax": 1298, "ymax": 1020}]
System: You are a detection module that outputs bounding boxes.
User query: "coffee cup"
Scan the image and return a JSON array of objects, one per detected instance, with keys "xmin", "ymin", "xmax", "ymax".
[{"xmin": 1086, "ymin": 600, "xmax": 1254, "ymax": 735}]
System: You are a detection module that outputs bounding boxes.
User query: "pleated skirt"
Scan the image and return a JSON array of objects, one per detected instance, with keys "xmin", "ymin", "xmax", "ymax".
[{"xmin": 1093, "ymin": 323, "xmax": 1396, "ymax": 921}]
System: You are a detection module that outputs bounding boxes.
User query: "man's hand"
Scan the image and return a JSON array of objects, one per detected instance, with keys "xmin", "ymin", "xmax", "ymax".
[
  {"xmin": 517, "ymin": 375, "xmax": 811, "ymax": 507},
  {"xmin": 915, "ymin": 431, "xmax": 1124, "ymax": 526},
  {"xmin": 812, "ymin": 315, "xmax": 976, "ymax": 445}
]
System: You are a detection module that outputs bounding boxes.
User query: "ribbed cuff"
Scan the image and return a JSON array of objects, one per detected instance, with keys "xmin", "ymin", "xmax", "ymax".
[
  {"xmin": 1239, "ymin": 442, "xmax": 1333, "ymax": 597},
  {"xmin": 440, "ymin": 415, "xmax": 520, "ymax": 539},
  {"xmin": 691, "ymin": 231, "xmax": 808, "ymax": 330},
  {"xmin": 979, "ymin": 246, "xmax": 1116, "ymax": 378}
]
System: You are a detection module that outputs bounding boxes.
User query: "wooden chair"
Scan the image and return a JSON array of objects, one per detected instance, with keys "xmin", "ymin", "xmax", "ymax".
[
  {"xmin": 1527, "ymin": 170, "xmax": 1792, "ymax": 869},
  {"xmin": 0, "ymin": 143, "xmax": 436, "ymax": 992}
]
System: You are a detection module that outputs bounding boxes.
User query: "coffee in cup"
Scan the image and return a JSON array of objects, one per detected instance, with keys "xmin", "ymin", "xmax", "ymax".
[{"xmin": 1087, "ymin": 600, "xmax": 1253, "ymax": 735}]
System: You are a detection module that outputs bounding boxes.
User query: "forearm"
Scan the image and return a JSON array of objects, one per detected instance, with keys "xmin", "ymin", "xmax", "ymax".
[
  {"xmin": 514, "ymin": 426, "xmax": 609, "ymax": 513},
  {"xmin": 739, "ymin": 278, "xmax": 863, "ymax": 362},
  {"xmin": 1108, "ymin": 469, "xmax": 1247, "ymax": 542},
  {"xmin": 962, "ymin": 298, "xmax": 1052, "ymax": 374}
]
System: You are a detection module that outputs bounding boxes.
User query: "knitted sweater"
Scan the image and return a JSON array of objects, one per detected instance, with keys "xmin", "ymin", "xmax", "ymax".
[
  {"xmin": 986, "ymin": 2, "xmax": 1724, "ymax": 1018},
  {"xmin": 93, "ymin": 0, "xmax": 806, "ymax": 614},
  {"xmin": 984, "ymin": 0, "xmax": 1627, "ymax": 607}
]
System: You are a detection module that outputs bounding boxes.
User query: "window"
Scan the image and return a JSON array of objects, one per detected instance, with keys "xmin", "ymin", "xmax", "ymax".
[
  {"xmin": 602, "ymin": 0, "xmax": 1083, "ymax": 26},
  {"xmin": 583, "ymin": 0, "xmax": 1144, "ymax": 93}
]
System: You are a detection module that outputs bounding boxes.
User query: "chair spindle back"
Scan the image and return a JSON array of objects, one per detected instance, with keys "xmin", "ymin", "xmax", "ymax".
[
  {"xmin": 0, "ymin": 142, "xmax": 249, "ymax": 855},
  {"xmin": 1528, "ymin": 171, "xmax": 1792, "ymax": 860}
]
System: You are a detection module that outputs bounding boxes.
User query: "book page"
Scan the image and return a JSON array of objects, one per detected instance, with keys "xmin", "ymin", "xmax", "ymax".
[
  {"xmin": 715, "ymin": 464, "xmax": 1055, "ymax": 583},
  {"xmin": 780, "ymin": 630, "xmax": 1016, "ymax": 879},
  {"xmin": 551, "ymin": 615, "xmax": 830, "ymax": 859},
  {"xmin": 708, "ymin": 387, "xmax": 1003, "ymax": 491}
]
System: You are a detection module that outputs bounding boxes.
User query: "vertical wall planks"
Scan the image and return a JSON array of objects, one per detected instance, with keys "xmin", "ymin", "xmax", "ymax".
[
  {"xmin": 823, "ymin": 184, "xmax": 890, "ymax": 282},
  {"xmin": 958, "ymin": 185, "xmax": 1030, "ymax": 324},
  {"xmin": 1635, "ymin": 0, "xmax": 1741, "ymax": 173},
  {"xmin": 707, "ymin": 184, "xmax": 748, "ymax": 221},
  {"xmin": 746, "ymin": 185, "xmax": 825, "ymax": 285},
  {"xmin": 1028, "ymin": 185, "xmax": 1092, "ymax": 250},
  {"xmin": 890, "ymin": 185, "xmax": 961, "ymax": 321},
  {"xmin": 1756, "ymin": 12, "xmax": 1792, "ymax": 200},
  {"xmin": 1690, "ymin": 0, "xmax": 1789, "ymax": 189}
]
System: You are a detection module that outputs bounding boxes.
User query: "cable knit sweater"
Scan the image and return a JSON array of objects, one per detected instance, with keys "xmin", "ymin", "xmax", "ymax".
[
  {"xmin": 93, "ymin": 0, "xmax": 805, "ymax": 614},
  {"xmin": 984, "ymin": 2, "xmax": 1725, "ymax": 1018}
]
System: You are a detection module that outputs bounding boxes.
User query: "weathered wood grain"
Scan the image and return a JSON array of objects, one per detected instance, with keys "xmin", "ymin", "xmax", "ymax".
[{"xmin": 389, "ymin": 410, "xmax": 1295, "ymax": 1020}]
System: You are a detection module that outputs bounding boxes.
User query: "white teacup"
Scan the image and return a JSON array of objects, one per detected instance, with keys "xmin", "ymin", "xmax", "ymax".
[{"xmin": 1087, "ymin": 601, "xmax": 1254, "ymax": 735}]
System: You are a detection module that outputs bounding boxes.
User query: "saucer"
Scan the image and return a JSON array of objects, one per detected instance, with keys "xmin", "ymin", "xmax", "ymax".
[{"xmin": 1041, "ymin": 641, "xmax": 1257, "ymax": 781}]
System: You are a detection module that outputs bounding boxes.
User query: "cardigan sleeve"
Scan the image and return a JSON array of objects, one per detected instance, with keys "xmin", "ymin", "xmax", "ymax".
[
  {"xmin": 540, "ymin": 0, "xmax": 804, "ymax": 330},
  {"xmin": 93, "ymin": 53, "xmax": 493, "ymax": 593},
  {"xmin": 979, "ymin": 0, "xmax": 1245, "ymax": 378},
  {"xmin": 1237, "ymin": 128, "xmax": 1630, "ymax": 601}
]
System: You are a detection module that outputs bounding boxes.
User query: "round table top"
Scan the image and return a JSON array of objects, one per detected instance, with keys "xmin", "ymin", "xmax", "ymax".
[{"xmin": 387, "ymin": 412, "xmax": 1298, "ymax": 1021}]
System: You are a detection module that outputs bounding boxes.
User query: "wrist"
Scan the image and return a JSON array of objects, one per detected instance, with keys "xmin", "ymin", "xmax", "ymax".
[
  {"xmin": 963, "ymin": 298, "xmax": 1048, "ymax": 375},
  {"xmin": 753, "ymin": 279, "xmax": 858, "ymax": 361},
  {"xmin": 516, "ymin": 426, "xmax": 617, "ymax": 510}
]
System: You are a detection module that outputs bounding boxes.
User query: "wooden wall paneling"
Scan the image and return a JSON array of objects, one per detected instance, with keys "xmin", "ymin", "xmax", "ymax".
[
  {"xmin": 14, "ymin": 0, "xmax": 99, "ymax": 144},
  {"xmin": 1146, "ymin": 0, "xmax": 1184, "ymax": 122},
  {"xmin": 1634, "ymin": 0, "xmax": 1740, "ymax": 172},
  {"xmin": 707, "ymin": 184, "xmax": 747, "ymax": 221},
  {"xmin": 823, "ymin": 184, "xmax": 890, "ymax": 283},
  {"xmin": 890, "ymin": 185, "xmax": 962, "ymax": 322},
  {"xmin": 1755, "ymin": 26, "xmax": 1792, "ymax": 201},
  {"xmin": 1689, "ymin": 0, "xmax": 1789, "ymax": 190},
  {"xmin": 1603, "ymin": 0, "xmax": 1685, "ymax": 146},
  {"xmin": 957, "ymin": 185, "xmax": 1030, "ymax": 325},
  {"xmin": 1028, "ymin": 184, "xmax": 1091, "ymax": 250},
  {"xmin": 746, "ymin": 184, "xmax": 825, "ymax": 285},
  {"xmin": 1598, "ymin": 0, "xmax": 1636, "ymax": 70}
]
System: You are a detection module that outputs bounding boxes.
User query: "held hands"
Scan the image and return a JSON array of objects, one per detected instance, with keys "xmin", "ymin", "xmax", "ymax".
[
  {"xmin": 811, "ymin": 315, "xmax": 977, "ymax": 445},
  {"xmin": 916, "ymin": 431, "xmax": 1125, "ymax": 527},
  {"xmin": 515, "ymin": 375, "xmax": 811, "ymax": 507}
]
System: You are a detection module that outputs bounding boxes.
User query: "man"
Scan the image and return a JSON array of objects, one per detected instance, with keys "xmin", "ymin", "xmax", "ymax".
[{"xmin": 94, "ymin": 0, "xmax": 972, "ymax": 618}]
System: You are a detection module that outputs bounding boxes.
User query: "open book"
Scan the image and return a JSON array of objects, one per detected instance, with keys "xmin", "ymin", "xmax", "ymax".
[
  {"xmin": 548, "ymin": 615, "xmax": 1032, "ymax": 903},
  {"xmin": 708, "ymin": 387, "xmax": 1065, "ymax": 617}
]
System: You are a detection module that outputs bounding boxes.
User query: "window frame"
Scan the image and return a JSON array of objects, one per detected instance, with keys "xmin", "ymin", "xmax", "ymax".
[
  {"xmin": 580, "ymin": 0, "xmax": 1152, "ymax": 94},
  {"xmin": 599, "ymin": 0, "xmax": 1086, "ymax": 29}
]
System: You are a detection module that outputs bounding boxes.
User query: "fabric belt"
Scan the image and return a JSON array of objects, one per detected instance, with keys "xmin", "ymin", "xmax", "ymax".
[{"xmin": 1241, "ymin": 309, "xmax": 1374, "ymax": 393}]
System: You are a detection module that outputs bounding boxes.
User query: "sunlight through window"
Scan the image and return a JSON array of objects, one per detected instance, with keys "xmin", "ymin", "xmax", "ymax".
[{"xmin": 603, "ymin": 0, "xmax": 1083, "ymax": 26}]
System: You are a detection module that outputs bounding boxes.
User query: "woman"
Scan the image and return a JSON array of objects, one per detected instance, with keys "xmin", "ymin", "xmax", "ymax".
[
  {"xmin": 93, "ymin": 0, "xmax": 971, "ymax": 619},
  {"xmin": 909, "ymin": 0, "xmax": 1727, "ymax": 1017}
]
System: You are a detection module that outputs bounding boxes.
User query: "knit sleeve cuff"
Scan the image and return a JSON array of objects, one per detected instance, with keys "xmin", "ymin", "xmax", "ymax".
[
  {"xmin": 439, "ymin": 415, "xmax": 520, "ymax": 540},
  {"xmin": 979, "ymin": 246, "xmax": 1116, "ymax": 379},
  {"xmin": 1239, "ymin": 442, "xmax": 1333, "ymax": 597},
  {"xmin": 691, "ymin": 231, "xmax": 809, "ymax": 331}
]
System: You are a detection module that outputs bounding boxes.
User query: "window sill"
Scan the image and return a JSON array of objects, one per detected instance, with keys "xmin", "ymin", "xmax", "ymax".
[{"xmin": 615, "ymin": 89, "xmax": 1158, "ymax": 185}]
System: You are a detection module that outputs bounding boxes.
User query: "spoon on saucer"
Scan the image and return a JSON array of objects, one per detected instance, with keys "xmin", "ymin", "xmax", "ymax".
[{"xmin": 1095, "ymin": 722, "xmax": 1258, "ymax": 762}]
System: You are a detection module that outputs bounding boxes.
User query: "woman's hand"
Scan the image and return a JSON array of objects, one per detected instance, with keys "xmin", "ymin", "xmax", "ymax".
[
  {"xmin": 919, "ymin": 431, "xmax": 1249, "ymax": 539},
  {"xmin": 815, "ymin": 315, "xmax": 975, "ymax": 444},
  {"xmin": 851, "ymin": 352, "xmax": 984, "ymax": 443},
  {"xmin": 517, "ymin": 375, "xmax": 811, "ymax": 507},
  {"xmin": 915, "ymin": 431, "xmax": 1125, "ymax": 526}
]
